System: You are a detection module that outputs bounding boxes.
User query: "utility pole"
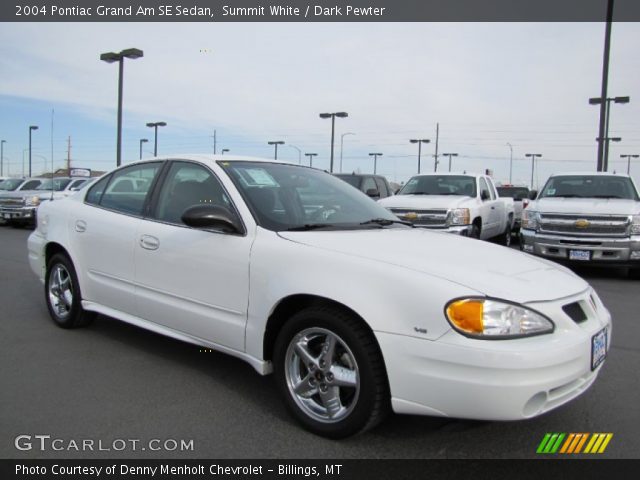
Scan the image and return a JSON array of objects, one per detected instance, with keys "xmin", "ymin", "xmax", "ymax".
[
  {"xmin": 433, "ymin": 123, "xmax": 440, "ymax": 172},
  {"xmin": 213, "ymin": 130, "xmax": 217, "ymax": 155},
  {"xmin": 525, "ymin": 153, "xmax": 542, "ymax": 189},
  {"xmin": 596, "ymin": 0, "xmax": 614, "ymax": 171},
  {"xmin": 67, "ymin": 136, "xmax": 71, "ymax": 172}
]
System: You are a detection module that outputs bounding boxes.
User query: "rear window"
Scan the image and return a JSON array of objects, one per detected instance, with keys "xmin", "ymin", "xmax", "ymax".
[{"xmin": 497, "ymin": 187, "xmax": 529, "ymax": 200}]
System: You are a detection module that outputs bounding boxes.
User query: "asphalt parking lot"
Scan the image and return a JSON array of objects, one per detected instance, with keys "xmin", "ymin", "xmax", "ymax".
[{"xmin": 1, "ymin": 226, "xmax": 639, "ymax": 459}]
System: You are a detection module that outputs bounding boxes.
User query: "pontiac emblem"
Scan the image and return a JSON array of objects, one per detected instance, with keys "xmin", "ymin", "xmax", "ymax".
[{"xmin": 575, "ymin": 219, "xmax": 590, "ymax": 228}]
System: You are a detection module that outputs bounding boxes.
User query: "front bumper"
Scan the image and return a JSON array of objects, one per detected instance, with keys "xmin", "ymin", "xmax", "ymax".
[
  {"xmin": 414, "ymin": 225, "xmax": 472, "ymax": 236},
  {"xmin": 378, "ymin": 290, "xmax": 611, "ymax": 420},
  {"xmin": 0, "ymin": 206, "xmax": 37, "ymax": 223},
  {"xmin": 520, "ymin": 229, "xmax": 640, "ymax": 266}
]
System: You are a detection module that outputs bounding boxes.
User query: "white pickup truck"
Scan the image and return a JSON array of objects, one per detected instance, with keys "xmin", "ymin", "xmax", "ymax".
[
  {"xmin": 520, "ymin": 172, "xmax": 640, "ymax": 277},
  {"xmin": 378, "ymin": 173, "xmax": 515, "ymax": 245}
]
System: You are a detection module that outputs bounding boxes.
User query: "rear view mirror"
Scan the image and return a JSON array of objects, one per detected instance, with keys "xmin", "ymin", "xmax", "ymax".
[
  {"xmin": 528, "ymin": 190, "xmax": 538, "ymax": 200},
  {"xmin": 181, "ymin": 204, "xmax": 244, "ymax": 234},
  {"xmin": 366, "ymin": 188, "xmax": 380, "ymax": 198}
]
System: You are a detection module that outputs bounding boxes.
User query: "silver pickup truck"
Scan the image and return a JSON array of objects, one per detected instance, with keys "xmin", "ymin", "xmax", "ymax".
[{"xmin": 520, "ymin": 172, "xmax": 640, "ymax": 277}]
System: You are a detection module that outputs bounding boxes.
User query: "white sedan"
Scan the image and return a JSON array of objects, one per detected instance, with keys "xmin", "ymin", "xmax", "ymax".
[{"xmin": 28, "ymin": 155, "xmax": 611, "ymax": 438}]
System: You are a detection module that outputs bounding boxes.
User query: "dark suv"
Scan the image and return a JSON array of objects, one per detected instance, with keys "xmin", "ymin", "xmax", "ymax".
[{"xmin": 334, "ymin": 173, "xmax": 394, "ymax": 199}]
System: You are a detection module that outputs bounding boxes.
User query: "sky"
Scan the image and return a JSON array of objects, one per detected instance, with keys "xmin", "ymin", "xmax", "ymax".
[{"xmin": 1, "ymin": 21, "xmax": 639, "ymax": 188}]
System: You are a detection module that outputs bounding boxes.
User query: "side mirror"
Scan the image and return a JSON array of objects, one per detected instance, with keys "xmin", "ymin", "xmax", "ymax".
[
  {"xmin": 181, "ymin": 204, "xmax": 244, "ymax": 234},
  {"xmin": 528, "ymin": 190, "xmax": 538, "ymax": 200},
  {"xmin": 480, "ymin": 190, "xmax": 490, "ymax": 201},
  {"xmin": 366, "ymin": 188, "xmax": 380, "ymax": 198}
]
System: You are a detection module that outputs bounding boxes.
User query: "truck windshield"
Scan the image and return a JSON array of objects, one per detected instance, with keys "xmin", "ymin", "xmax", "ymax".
[
  {"xmin": 0, "ymin": 178, "xmax": 24, "ymax": 191},
  {"xmin": 220, "ymin": 161, "xmax": 402, "ymax": 232},
  {"xmin": 539, "ymin": 176, "xmax": 639, "ymax": 200},
  {"xmin": 36, "ymin": 179, "xmax": 72, "ymax": 192},
  {"xmin": 398, "ymin": 175, "xmax": 477, "ymax": 197}
]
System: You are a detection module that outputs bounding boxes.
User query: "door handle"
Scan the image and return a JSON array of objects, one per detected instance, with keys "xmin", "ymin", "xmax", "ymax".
[
  {"xmin": 139, "ymin": 235, "xmax": 160, "ymax": 251},
  {"xmin": 75, "ymin": 220, "xmax": 87, "ymax": 233},
  {"xmin": 491, "ymin": 206, "xmax": 496, "ymax": 210}
]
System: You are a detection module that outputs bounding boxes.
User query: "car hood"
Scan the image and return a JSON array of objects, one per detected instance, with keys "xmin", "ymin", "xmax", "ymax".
[
  {"xmin": 378, "ymin": 194, "xmax": 473, "ymax": 210},
  {"xmin": 278, "ymin": 228, "xmax": 588, "ymax": 304},
  {"xmin": 533, "ymin": 197, "xmax": 639, "ymax": 215}
]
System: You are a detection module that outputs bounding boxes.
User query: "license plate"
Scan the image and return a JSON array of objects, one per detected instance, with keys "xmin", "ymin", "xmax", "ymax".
[
  {"xmin": 591, "ymin": 327, "xmax": 608, "ymax": 370},
  {"xmin": 569, "ymin": 250, "xmax": 591, "ymax": 261}
]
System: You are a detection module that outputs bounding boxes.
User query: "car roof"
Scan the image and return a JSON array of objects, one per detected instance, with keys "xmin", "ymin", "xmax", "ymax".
[
  {"xmin": 134, "ymin": 154, "xmax": 298, "ymax": 168},
  {"xmin": 409, "ymin": 172, "xmax": 483, "ymax": 177}
]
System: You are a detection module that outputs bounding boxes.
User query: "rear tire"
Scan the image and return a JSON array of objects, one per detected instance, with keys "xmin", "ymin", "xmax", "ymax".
[
  {"xmin": 273, "ymin": 305, "xmax": 389, "ymax": 438},
  {"xmin": 45, "ymin": 253, "xmax": 95, "ymax": 328},
  {"xmin": 497, "ymin": 217, "xmax": 513, "ymax": 247}
]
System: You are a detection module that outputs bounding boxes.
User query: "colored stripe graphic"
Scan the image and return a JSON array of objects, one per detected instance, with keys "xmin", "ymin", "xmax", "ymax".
[{"xmin": 538, "ymin": 433, "xmax": 613, "ymax": 454}]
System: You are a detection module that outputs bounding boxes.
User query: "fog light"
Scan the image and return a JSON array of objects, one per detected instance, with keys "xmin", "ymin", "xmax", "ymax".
[
  {"xmin": 630, "ymin": 251, "xmax": 640, "ymax": 260},
  {"xmin": 523, "ymin": 244, "xmax": 534, "ymax": 252}
]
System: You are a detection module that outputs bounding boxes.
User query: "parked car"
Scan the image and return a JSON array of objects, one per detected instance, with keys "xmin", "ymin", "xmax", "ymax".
[
  {"xmin": 0, "ymin": 178, "xmax": 44, "ymax": 225},
  {"xmin": 497, "ymin": 185, "xmax": 530, "ymax": 231},
  {"xmin": 0, "ymin": 177, "xmax": 88, "ymax": 227},
  {"xmin": 379, "ymin": 173, "xmax": 515, "ymax": 245},
  {"xmin": 28, "ymin": 156, "xmax": 610, "ymax": 438},
  {"xmin": 521, "ymin": 172, "xmax": 640, "ymax": 277},
  {"xmin": 334, "ymin": 173, "xmax": 393, "ymax": 199}
]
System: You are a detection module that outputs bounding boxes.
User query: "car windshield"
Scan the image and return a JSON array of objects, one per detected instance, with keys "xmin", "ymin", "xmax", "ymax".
[
  {"xmin": 539, "ymin": 175, "xmax": 639, "ymax": 200},
  {"xmin": 220, "ymin": 161, "xmax": 403, "ymax": 231},
  {"xmin": 334, "ymin": 175, "xmax": 361, "ymax": 188},
  {"xmin": 35, "ymin": 179, "xmax": 72, "ymax": 192},
  {"xmin": 398, "ymin": 175, "xmax": 477, "ymax": 196},
  {"xmin": 0, "ymin": 178, "xmax": 24, "ymax": 191},
  {"xmin": 497, "ymin": 187, "xmax": 529, "ymax": 200}
]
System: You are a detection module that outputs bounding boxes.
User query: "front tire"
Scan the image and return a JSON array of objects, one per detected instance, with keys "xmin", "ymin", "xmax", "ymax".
[
  {"xmin": 273, "ymin": 305, "xmax": 389, "ymax": 438},
  {"xmin": 45, "ymin": 253, "xmax": 95, "ymax": 328},
  {"xmin": 497, "ymin": 218, "xmax": 513, "ymax": 247}
]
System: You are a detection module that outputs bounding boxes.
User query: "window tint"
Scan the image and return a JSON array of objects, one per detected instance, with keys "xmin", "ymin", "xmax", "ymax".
[
  {"xmin": 361, "ymin": 177, "xmax": 377, "ymax": 194},
  {"xmin": 85, "ymin": 175, "xmax": 111, "ymax": 205},
  {"xmin": 69, "ymin": 179, "xmax": 88, "ymax": 190},
  {"xmin": 374, "ymin": 177, "xmax": 388, "ymax": 197},
  {"xmin": 20, "ymin": 180, "xmax": 41, "ymax": 190},
  {"xmin": 92, "ymin": 163, "xmax": 161, "ymax": 215},
  {"xmin": 479, "ymin": 178, "xmax": 491, "ymax": 200},
  {"xmin": 153, "ymin": 162, "xmax": 231, "ymax": 225}
]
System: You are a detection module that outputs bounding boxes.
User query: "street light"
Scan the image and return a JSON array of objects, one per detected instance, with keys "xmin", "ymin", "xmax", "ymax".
[
  {"xmin": 305, "ymin": 153, "xmax": 317, "ymax": 167},
  {"xmin": 525, "ymin": 153, "xmax": 542, "ymax": 189},
  {"xmin": 146, "ymin": 122, "xmax": 167, "ymax": 156},
  {"xmin": 289, "ymin": 144, "xmax": 302, "ymax": 164},
  {"xmin": 369, "ymin": 153, "xmax": 383, "ymax": 174},
  {"xmin": 268, "ymin": 140, "xmax": 285, "ymax": 160},
  {"xmin": 506, "ymin": 143, "xmax": 513, "ymax": 183},
  {"xmin": 443, "ymin": 153, "xmax": 458, "ymax": 172},
  {"xmin": 589, "ymin": 95, "xmax": 630, "ymax": 171},
  {"xmin": 621, "ymin": 154, "xmax": 639, "ymax": 175},
  {"xmin": 28, "ymin": 125, "xmax": 38, "ymax": 177},
  {"xmin": 340, "ymin": 132, "xmax": 355, "ymax": 173},
  {"xmin": 319, "ymin": 111, "xmax": 348, "ymax": 173},
  {"xmin": 409, "ymin": 139, "xmax": 430, "ymax": 174},
  {"xmin": 139, "ymin": 138, "xmax": 148, "ymax": 160},
  {"xmin": 0, "ymin": 140, "xmax": 5, "ymax": 176},
  {"xmin": 221, "ymin": 149, "xmax": 230, "ymax": 155},
  {"xmin": 100, "ymin": 48, "xmax": 144, "ymax": 167},
  {"xmin": 596, "ymin": 136, "xmax": 621, "ymax": 171}
]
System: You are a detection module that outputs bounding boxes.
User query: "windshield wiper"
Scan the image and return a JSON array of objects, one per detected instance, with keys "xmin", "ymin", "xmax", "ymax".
[
  {"xmin": 593, "ymin": 195, "xmax": 622, "ymax": 199},
  {"xmin": 549, "ymin": 194, "xmax": 582, "ymax": 198},
  {"xmin": 285, "ymin": 223, "xmax": 336, "ymax": 231},
  {"xmin": 360, "ymin": 218, "xmax": 413, "ymax": 227}
]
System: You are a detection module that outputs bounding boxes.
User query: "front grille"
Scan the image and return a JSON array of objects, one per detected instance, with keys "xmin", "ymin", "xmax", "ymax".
[
  {"xmin": 388, "ymin": 208, "xmax": 448, "ymax": 227},
  {"xmin": 0, "ymin": 198, "xmax": 23, "ymax": 208},
  {"xmin": 539, "ymin": 213, "xmax": 630, "ymax": 237},
  {"xmin": 562, "ymin": 302, "xmax": 587, "ymax": 324}
]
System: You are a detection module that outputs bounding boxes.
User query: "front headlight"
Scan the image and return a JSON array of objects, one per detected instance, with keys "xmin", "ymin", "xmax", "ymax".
[
  {"xmin": 445, "ymin": 298, "xmax": 554, "ymax": 338},
  {"xmin": 631, "ymin": 215, "xmax": 640, "ymax": 235},
  {"xmin": 521, "ymin": 209, "xmax": 539, "ymax": 230},
  {"xmin": 24, "ymin": 195, "xmax": 41, "ymax": 207},
  {"xmin": 448, "ymin": 208, "xmax": 471, "ymax": 226}
]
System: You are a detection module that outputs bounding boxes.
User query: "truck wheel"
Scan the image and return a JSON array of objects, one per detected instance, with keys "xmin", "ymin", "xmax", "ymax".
[
  {"xmin": 273, "ymin": 305, "xmax": 389, "ymax": 438},
  {"xmin": 45, "ymin": 253, "xmax": 96, "ymax": 329},
  {"xmin": 498, "ymin": 219, "xmax": 512, "ymax": 247},
  {"xmin": 468, "ymin": 224, "xmax": 480, "ymax": 239}
]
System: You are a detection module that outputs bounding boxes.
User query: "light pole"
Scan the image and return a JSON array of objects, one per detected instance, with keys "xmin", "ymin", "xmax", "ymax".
[
  {"xmin": 28, "ymin": 125, "xmax": 38, "ymax": 177},
  {"xmin": 139, "ymin": 138, "xmax": 148, "ymax": 160},
  {"xmin": 289, "ymin": 144, "xmax": 302, "ymax": 164},
  {"xmin": 590, "ymin": 95, "xmax": 630, "ymax": 171},
  {"xmin": 596, "ymin": 136, "xmax": 621, "ymax": 171},
  {"xmin": 305, "ymin": 153, "xmax": 317, "ymax": 167},
  {"xmin": 506, "ymin": 143, "xmax": 513, "ymax": 183},
  {"xmin": 268, "ymin": 140, "xmax": 285, "ymax": 160},
  {"xmin": 443, "ymin": 153, "xmax": 458, "ymax": 172},
  {"xmin": 221, "ymin": 149, "xmax": 229, "ymax": 155},
  {"xmin": 525, "ymin": 153, "xmax": 542, "ymax": 189},
  {"xmin": 409, "ymin": 139, "xmax": 430, "ymax": 174},
  {"xmin": 620, "ymin": 154, "xmax": 639, "ymax": 175},
  {"xmin": 0, "ymin": 140, "xmax": 5, "ymax": 176},
  {"xmin": 319, "ymin": 111, "xmax": 348, "ymax": 173},
  {"xmin": 100, "ymin": 48, "xmax": 144, "ymax": 167},
  {"xmin": 146, "ymin": 122, "xmax": 167, "ymax": 156},
  {"xmin": 369, "ymin": 153, "xmax": 383, "ymax": 174},
  {"xmin": 340, "ymin": 132, "xmax": 355, "ymax": 173}
]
